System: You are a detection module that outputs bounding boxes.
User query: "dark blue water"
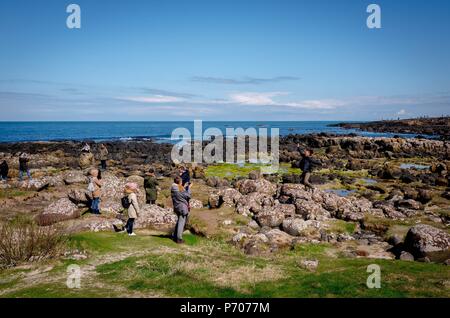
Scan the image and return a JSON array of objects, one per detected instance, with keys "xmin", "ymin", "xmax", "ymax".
[{"xmin": 0, "ymin": 121, "xmax": 423, "ymax": 143}]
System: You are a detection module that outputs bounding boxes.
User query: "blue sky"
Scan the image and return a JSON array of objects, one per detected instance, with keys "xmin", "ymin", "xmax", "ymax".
[{"xmin": 0, "ymin": 0, "xmax": 449, "ymax": 121}]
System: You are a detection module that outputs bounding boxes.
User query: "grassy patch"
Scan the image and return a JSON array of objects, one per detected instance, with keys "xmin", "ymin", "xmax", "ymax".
[
  {"xmin": 205, "ymin": 163, "xmax": 300, "ymax": 180},
  {"xmin": 1, "ymin": 232, "xmax": 449, "ymax": 298},
  {"xmin": 0, "ymin": 189, "xmax": 31, "ymax": 199}
]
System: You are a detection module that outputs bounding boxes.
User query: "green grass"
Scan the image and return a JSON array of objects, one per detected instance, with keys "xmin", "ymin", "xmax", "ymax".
[
  {"xmin": 0, "ymin": 189, "xmax": 31, "ymax": 199},
  {"xmin": 205, "ymin": 163, "xmax": 300, "ymax": 179},
  {"xmin": 0, "ymin": 231, "xmax": 450, "ymax": 298},
  {"xmin": 1, "ymin": 231, "xmax": 449, "ymax": 298}
]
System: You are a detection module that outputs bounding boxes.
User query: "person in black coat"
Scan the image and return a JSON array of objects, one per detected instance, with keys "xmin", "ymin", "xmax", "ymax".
[
  {"xmin": 0, "ymin": 160, "xmax": 8, "ymax": 181},
  {"xmin": 180, "ymin": 166, "xmax": 191, "ymax": 188},
  {"xmin": 298, "ymin": 147, "xmax": 321, "ymax": 190}
]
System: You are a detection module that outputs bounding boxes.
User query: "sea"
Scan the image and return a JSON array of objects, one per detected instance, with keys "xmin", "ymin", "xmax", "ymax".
[{"xmin": 0, "ymin": 121, "xmax": 423, "ymax": 143}]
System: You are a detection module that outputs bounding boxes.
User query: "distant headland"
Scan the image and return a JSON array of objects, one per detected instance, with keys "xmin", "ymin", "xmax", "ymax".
[{"xmin": 330, "ymin": 116, "xmax": 450, "ymax": 140}]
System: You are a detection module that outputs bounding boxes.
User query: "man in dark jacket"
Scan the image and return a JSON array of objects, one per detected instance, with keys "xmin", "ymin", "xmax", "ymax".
[
  {"xmin": 0, "ymin": 160, "xmax": 8, "ymax": 181},
  {"xmin": 298, "ymin": 148, "xmax": 320, "ymax": 190},
  {"xmin": 171, "ymin": 176, "xmax": 192, "ymax": 244},
  {"xmin": 144, "ymin": 168, "xmax": 159, "ymax": 204},
  {"xmin": 18, "ymin": 153, "xmax": 32, "ymax": 181}
]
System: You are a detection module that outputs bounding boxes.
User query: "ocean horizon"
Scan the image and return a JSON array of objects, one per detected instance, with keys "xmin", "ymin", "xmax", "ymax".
[{"xmin": 0, "ymin": 121, "xmax": 422, "ymax": 143}]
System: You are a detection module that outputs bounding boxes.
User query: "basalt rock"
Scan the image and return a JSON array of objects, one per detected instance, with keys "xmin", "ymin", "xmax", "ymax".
[{"xmin": 404, "ymin": 224, "xmax": 450, "ymax": 261}]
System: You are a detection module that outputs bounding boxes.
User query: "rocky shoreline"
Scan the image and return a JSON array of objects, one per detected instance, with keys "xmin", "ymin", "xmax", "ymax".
[
  {"xmin": 0, "ymin": 134, "xmax": 449, "ymax": 266},
  {"xmin": 330, "ymin": 116, "xmax": 450, "ymax": 140}
]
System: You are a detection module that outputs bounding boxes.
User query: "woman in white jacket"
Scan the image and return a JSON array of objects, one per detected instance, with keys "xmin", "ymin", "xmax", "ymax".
[{"xmin": 123, "ymin": 182, "xmax": 140, "ymax": 236}]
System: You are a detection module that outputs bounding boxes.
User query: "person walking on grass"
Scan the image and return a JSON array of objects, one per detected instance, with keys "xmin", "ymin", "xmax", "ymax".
[
  {"xmin": 171, "ymin": 176, "xmax": 192, "ymax": 244},
  {"xmin": 122, "ymin": 182, "xmax": 140, "ymax": 236},
  {"xmin": 18, "ymin": 153, "xmax": 32, "ymax": 181},
  {"xmin": 298, "ymin": 147, "xmax": 321, "ymax": 190},
  {"xmin": 144, "ymin": 168, "xmax": 158, "ymax": 204},
  {"xmin": 99, "ymin": 144, "xmax": 109, "ymax": 171},
  {"xmin": 0, "ymin": 160, "xmax": 8, "ymax": 181},
  {"xmin": 88, "ymin": 168, "xmax": 102, "ymax": 214}
]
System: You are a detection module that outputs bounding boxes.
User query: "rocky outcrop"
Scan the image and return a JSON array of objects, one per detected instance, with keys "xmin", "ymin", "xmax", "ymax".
[
  {"xmin": 403, "ymin": 224, "xmax": 450, "ymax": 260},
  {"xmin": 37, "ymin": 198, "xmax": 81, "ymax": 225},
  {"xmin": 133, "ymin": 204, "xmax": 177, "ymax": 231},
  {"xmin": 63, "ymin": 170, "xmax": 87, "ymax": 185}
]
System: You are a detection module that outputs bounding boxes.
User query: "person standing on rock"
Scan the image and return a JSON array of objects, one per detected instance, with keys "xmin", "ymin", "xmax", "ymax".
[
  {"xmin": 0, "ymin": 160, "xmax": 8, "ymax": 181},
  {"xmin": 122, "ymin": 182, "xmax": 140, "ymax": 236},
  {"xmin": 171, "ymin": 176, "xmax": 192, "ymax": 244},
  {"xmin": 144, "ymin": 168, "xmax": 158, "ymax": 204},
  {"xmin": 180, "ymin": 166, "xmax": 191, "ymax": 189},
  {"xmin": 99, "ymin": 144, "xmax": 109, "ymax": 171},
  {"xmin": 298, "ymin": 148, "xmax": 320, "ymax": 190},
  {"xmin": 88, "ymin": 168, "xmax": 102, "ymax": 214},
  {"xmin": 18, "ymin": 153, "xmax": 32, "ymax": 181}
]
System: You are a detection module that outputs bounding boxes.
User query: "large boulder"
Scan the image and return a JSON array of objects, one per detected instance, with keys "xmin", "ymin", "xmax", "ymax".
[
  {"xmin": 404, "ymin": 224, "xmax": 450, "ymax": 260},
  {"xmin": 208, "ymin": 193, "xmax": 221, "ymax": 209},
  {"xmin": 282, "ymin": 218, "xmax": 308, "ymax": 236},
  {"xmin": 63, "ymin": 170, "xmax": 87, "ymax": 185},
  {"xmin": 294, "ymin": 199, "xmax": 330, "ymax": 220},
  {"xmin": 218, "ymin": 188, "xmax": 242, "ymax": 207},
  {"xmin": 16, "ymin": 179, "xmax": 49, "ymax": 191},
  {"xmin": 79, "ymin": 152, "xmax": 95, "ymax": 169},
  {"xmin": 265, "ymin": 229, "xmax": 294, "ymax": 248},
  {"xmin": 282, "ymin": 217, "xmax": 325, "ymax": 239},
  {"xmin": 235, "ymin": 178, "xmax": 277, "ymax": 196},
  {"xmin": 68, "ymin": 189, "xmax": 91, "ymax": 205},
  {"xmin": 189, "ymin": 199, "xmax": 203, "ymax": 209},
  {"xmin": 236, "ymin": 192, "xmax": 274, "ymax": 216},
  {"xmin": 133, "ymin": 204, "xmax": 177, "ymax": 231},
  {"xmin": 37, "ymin": 198, "xmax": 80, "ymax": 225},
  {"xmin": 100, "ymin": 173, "xmax": 145, "ymax": 213},
  {"xmin": 255, "ymin": 208, "xmax": 285, "ymax": 228}
]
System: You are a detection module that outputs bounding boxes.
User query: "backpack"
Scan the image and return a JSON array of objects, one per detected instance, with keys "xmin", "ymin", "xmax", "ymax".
[{"xmin": 121, "ymin": 196, "xmax": 131, "ymax": 209}]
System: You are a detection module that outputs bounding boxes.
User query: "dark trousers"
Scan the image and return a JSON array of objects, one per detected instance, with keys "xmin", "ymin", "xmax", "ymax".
[
  {"xmin": 300, "ymin": 171, "xmax": 314, "ymax": 189},
  {"xmin": 100, "ymin": 160, "xmax": 107, "ymax": 170},
  {"xmin": 125, "ymin": 218, "xmax": 135, "ymax": 234}
]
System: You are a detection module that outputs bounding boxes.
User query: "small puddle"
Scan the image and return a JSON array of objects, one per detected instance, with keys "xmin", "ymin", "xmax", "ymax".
[
  {"xmin": 361, "ymin": 178, "xmax": 377, "ymax": 184},
  {"xmin": 325, "ymin": 189, "xmax": 356, "ymax": 197},
  {"xmin": 400, "ymin": 163, "xmax": 430, "ymax": 170}
]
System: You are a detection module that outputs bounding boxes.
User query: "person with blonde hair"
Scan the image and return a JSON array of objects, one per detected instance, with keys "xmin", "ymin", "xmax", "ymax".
[
  {"xmin": 88, "ymin": 168, "xmax": 102, "ymax": 214},
  {"xmin": 122, "ymin": 182, "xmax": 140, "ymax": 236}
]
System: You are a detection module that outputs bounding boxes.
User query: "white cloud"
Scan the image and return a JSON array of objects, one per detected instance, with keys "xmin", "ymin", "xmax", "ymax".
[
  {"xmin": 226, "ymin": 92, "xmax": 341, "ymax": 109},
  {"xmin": 397, "ymin": 109, "xmax": 406, "ymax": 115},
  {"xmin": 118, "ymin": 95, "xmax": 185, "ymax": 103},
  {"xmin": 229, "ymin": 92, "xmax": 287, "ymax": 106}
]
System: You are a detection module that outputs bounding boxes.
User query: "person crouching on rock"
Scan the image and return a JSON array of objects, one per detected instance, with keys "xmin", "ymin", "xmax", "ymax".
[
  {"xmin": 144, "ymin": 168, "xmax": 158, "ymax": 204},
  {"xmin": 171, "ymin": 176, "xmax": 192, "ymax": 244},
  {"xmin": 18, "ymin": 153, "xmax": 32, "ymax": 181},
  {"xmin": 0, "ymin": 160, "xmax": 8, "ymax": 181},
  {"xmin": 298, "ymin": 148, "xmax": 321, "ymax": 190},
  {"xmin": 88, "ymin": 168, "xmax": 102, "ymax": 214},
  {"xmin": 123, "ymin": 182, "xmax": 140, "ymax": 236}
]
